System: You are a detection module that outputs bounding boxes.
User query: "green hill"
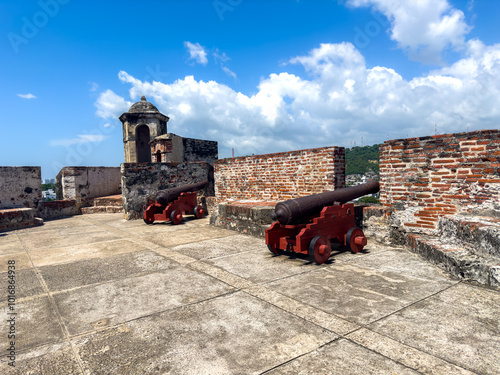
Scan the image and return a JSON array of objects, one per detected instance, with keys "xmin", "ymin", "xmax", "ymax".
[{"xmin": 345, "ymin": 144, "xmax": 380, "ymax": 175}]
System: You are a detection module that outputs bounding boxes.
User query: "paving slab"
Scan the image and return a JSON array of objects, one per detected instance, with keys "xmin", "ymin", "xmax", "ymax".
[
  {"xmin": 206, "ymin": 247, "xmax": 318, "ymax": 283},
  {"xmin": 28, "ymin": 239, "xmax": 149, "ymax": 268},
  {"xmin": 17, "ymin": 216, "xmax": 95, "ymax": 233},
  {"xmin": 79, "ymin": 213, "xmax": 128, "ymax": 224},
  {"xmin": 0, "ymin": 296, "xmax": 65, "ymax": 355},
  {"xmin": 368, "ymin": 283, "xmax": 500, "ymax": 375},
  {"xmin": 53, "ymin": 267, "xmax": 235, "ymax": 335},
  {"xmin": 326, "ymin": 239, "xmax": 390, "ymax": 264},
  {"xmin": 171, "ymin": 233, "xmax": 263, "ymax": 260},
  {"xmin": 18, "ymin": 230, "xmax": 121, "ymax": 251},
  {"xmin": 0, "ymin": 267, "xmax": 44, "ymax": 302},
  {"xmin": 245, "ymin": 285, "xmax": 360, "ymax": 336},
  {"xmin": 266, "ymin": 338, "xmax": 420, "ymax": 374},
  {"xmin": 347, "ymin": 328, "xmax": 477, "ymax": 375},
  {"xmin": 1, "ymin": 342, "xmax": 83, "ymax": 375},
  {"xmin": 143, "ymin": 225, "xmax": 234, "ymax": 248},
  {"xmin": 0, "ymin": 235, "xmax": 25, "ymax": 255},
  {"xmin": 38, "ymin": 250, "xmax": 178, "ymax": 292},
  {"xmin": 267, "ymin": 263, "xmax": 455, "ymax": 325},
  {"xmin": 348, "ymin": 247, "xmax": 459, "ymax": 282},
  {"xmin": 100, "ymin": 216, "xmax": 214, "ymax": 235},
  {"xmin": 0, "ymin": 232, "xmax": 20, "ymax": 242},
  {"xmin": 0, "ymin": 252, "xmax": 31, "ymax": 272},
  {"xmin": 71, "ymin": 292, "xmax": 335, "ymax": 375}
]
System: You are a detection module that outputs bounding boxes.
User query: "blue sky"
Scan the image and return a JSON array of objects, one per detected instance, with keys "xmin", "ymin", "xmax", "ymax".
[{"xmin": 1, "ymin": 0, "xmax": 499, "ymax": 179}]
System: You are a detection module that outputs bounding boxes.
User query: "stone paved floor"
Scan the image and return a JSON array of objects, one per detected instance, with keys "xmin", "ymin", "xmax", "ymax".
[{"xmin": 0, "ymin": 213, "xmax": 499, "ymax": 374}]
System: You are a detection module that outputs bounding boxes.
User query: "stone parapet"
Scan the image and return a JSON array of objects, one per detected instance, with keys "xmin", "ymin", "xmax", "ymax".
[
  {"xmin": 56, "ymin": 166, "xmax": 121, "ymax": 202},
  {"xmin": 210, "ymin": 201, "xmax": 276, "ymax": 238},
  {"xmin": 121, "ymin": 162, "xmax": 214, "ymax": 220},
  {"xmin": 379, "ymin": 129, "xmax": 500, "ymax": 235},
  {"xmin": 0, "ymin": 208, "xmax": 43, "ymax": 232},
  {"xmin": 215, "ymin": 146, "xmax": 345, "ymax": 203},
  {"xmin": 0, "ymin": 166, "xmax": 41, "ymax": 210}
]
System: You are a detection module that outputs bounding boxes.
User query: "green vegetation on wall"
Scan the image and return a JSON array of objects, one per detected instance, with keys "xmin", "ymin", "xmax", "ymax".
[
  {"xmin": 42, "ymin": 183, "xmax": 56, "ymax": 191},
  {"xmin": 345, "ymin": 144, "xmax": 380, "ymax": 175}
]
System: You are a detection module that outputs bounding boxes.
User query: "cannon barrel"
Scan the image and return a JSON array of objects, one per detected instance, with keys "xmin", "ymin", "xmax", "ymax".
[
  {"xmin": 270, "ymin": 179, "xmax": 380, "ymax": 225},
  {"xmin": 155, "ymin": 180, "xmax": 208, "ymax": 206}
]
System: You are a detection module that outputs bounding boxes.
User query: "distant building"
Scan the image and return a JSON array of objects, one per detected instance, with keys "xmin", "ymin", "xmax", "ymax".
[
  {"xmin": 42, "ymin": 189, "xmax": 56, "ymax": 201},
  {"xmin": 43, "ymin": 178, "xmax": 55, "ymax": 184}
]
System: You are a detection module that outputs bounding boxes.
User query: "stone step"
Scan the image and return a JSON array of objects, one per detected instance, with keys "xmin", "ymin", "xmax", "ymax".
[
  {"xmin": 438, "ymin": 215, "xmax": 500, "ymax": 258},
  {"xmin": 406, "ymin": 233, "xmax": 499, "ymax": 289},
  {"xmin": 92, "ymin": 195, "xmax": 123, "ymax": 207},
  {"xmin": 0, "ymin": 208, "xmax": 44, "ymax": 232},
  {"xmin": 81, "ymin": 206, "xmax": 123, "ymax": 214}
]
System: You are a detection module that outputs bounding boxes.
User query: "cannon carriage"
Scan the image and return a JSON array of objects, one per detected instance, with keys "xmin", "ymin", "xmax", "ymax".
[
  {"xmin": 265, "ymin": 179, "xmax": 379, "ymax": 264},
  {"xmin": 143, "ymin": 181, "xmax": 208, "ymax": 225}
]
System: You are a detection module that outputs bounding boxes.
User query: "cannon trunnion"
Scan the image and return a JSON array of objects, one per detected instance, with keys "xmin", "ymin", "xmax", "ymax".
[
  {"xmin": 265, "ymin": 180, "xmax": 379, "ymax": 264},
  {"xmin": 143, "ymin": 181, "xmax": 208, "ymax": 225}
]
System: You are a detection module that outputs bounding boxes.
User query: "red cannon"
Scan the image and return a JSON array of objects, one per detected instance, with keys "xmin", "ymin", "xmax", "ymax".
[
  {"xmin": 143, "ymin": 181, "xmax": 208, "ymax": 225},
  {"xmin": 265, "ymin": 179, "xmax": 379, "ymax": 264}
]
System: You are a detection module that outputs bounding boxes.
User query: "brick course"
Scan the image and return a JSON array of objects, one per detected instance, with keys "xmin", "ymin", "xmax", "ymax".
[
  {"xmin": 214, "ymin": 146, "xmax": 345, "ymax": 203},
  {"xmin": 380, "ymin": 129, "xmax": 500, "ymax": 233}
]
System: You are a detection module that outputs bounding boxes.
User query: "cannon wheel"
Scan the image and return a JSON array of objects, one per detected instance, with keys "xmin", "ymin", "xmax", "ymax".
[
  {"xmin": 346, "ymin": 227, "xmax": 367, "ymax": 253},
  {"xmin": 267, "ymin": 244, "xmax": 280, "ymax": 255},
  {"xmin": 194, "ymin": 205, "xmax": 205, "ymax": 219},
  {"xmin": 170, "ymin": 210, "xmax": 183, "ymax": 225},
  {"xmin": 144, "ymin": 218, "xmax": 154, "ymax": 225},
  {"xmin": 309, "ymin": 236, "xmax": 331, "ymax": 265}
]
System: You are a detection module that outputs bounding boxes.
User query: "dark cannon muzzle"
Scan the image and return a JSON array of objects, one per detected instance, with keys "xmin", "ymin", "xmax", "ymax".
[
  {"xmin": 155, "ymin": 180, "xmax": 208, "ymax": 206},
  {"xmin": 271, "ymin": 179, "xmax": 380, "ymax": 225}
]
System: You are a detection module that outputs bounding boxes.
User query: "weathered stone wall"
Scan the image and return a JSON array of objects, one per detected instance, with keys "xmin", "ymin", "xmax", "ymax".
[
  {"xmin": 121, "ymin": 162, "xmax": 214, "ymax": 220},
  {"xmin": 183, "ymin": 137, "xmax": 218, "ymax": 164},
  {"xmin": 56, "ymin": 167, "xmax": 121, "ymax": 201},
  {"xmin": 150, "ymin": 134, "xmax": 218, "ymax": 165},
  {"xmin": 380, "ymin": 129, "xmax": 500, "ymax": 235},
  {"xmin": 0, "ymin": 208, "xmax": 43, "ymax": 232},
  {"xmin": 215, "ymin": 146, "xmax": 345, "ymax": 203},
  {"xmin": 0, "ymin": 167, "xmax": 41, "ymax": 209},
  {"xmin": 38, "ymin": 200, "xmax": 79, "ymax": 220}
]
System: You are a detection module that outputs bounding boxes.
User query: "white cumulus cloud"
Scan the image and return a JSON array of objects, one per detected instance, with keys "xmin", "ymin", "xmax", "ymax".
[
  {"xmin": 221, "ymin": 64, "xmax": 237, "ymax": 79},
  {"xmin": 347, "ymin": 0, "xmax": 472, "ymax": 64},
  {"xmin": 184, "ymin": 41, "xmax": 208, "ymax": 65},
  {"xmin": 95, "ymin": 89, "xmax": 132, "ymax": 119},
  {"xmin": 95, "ymin": 41, "xmax": 500, "ymax": 157},
  {"xmin": 17, "ymin": 93, "xmax": 36, "ymax": 99}
]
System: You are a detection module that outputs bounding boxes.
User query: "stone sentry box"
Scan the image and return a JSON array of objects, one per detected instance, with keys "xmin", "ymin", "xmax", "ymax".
[
  {"xmin": 121, "ymin": 162, "xmax": 215, "ymax": 220},
  {"xmin": 120, "ymin": 96, "xmax": 218, "ymax": 165},
  {"xmin": 120, "ymin": 96, "xmax": 169, "ymax": 163}
]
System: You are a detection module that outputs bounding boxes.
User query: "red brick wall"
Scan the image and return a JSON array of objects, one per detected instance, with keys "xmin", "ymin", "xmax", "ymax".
[
  {"xmin": 380, "ymin": 129, "xmax": 500, "ymax": 233},
  {"xmin": 215, "ymin": 146, "xmax": 345, "ymax": 202}
]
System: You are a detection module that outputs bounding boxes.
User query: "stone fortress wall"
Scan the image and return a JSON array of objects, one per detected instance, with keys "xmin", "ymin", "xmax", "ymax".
[
  {"xmin": 0, "ymin": 166, "xmax": 42, "ymax": 210},
  {"xmin": 214, "ymin": 146, "xmax": 345, "ymax": 203},
  {"xmin": 121, "ymin": 162, "xmax": 214, "ymax": 220},
  {"xmin": 378, "ymin": 129, "xmax": 500, "ymax": 235},
  {"xmin": 56, "ymin": 166, "xmax": 121, "ymax": 202}
]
